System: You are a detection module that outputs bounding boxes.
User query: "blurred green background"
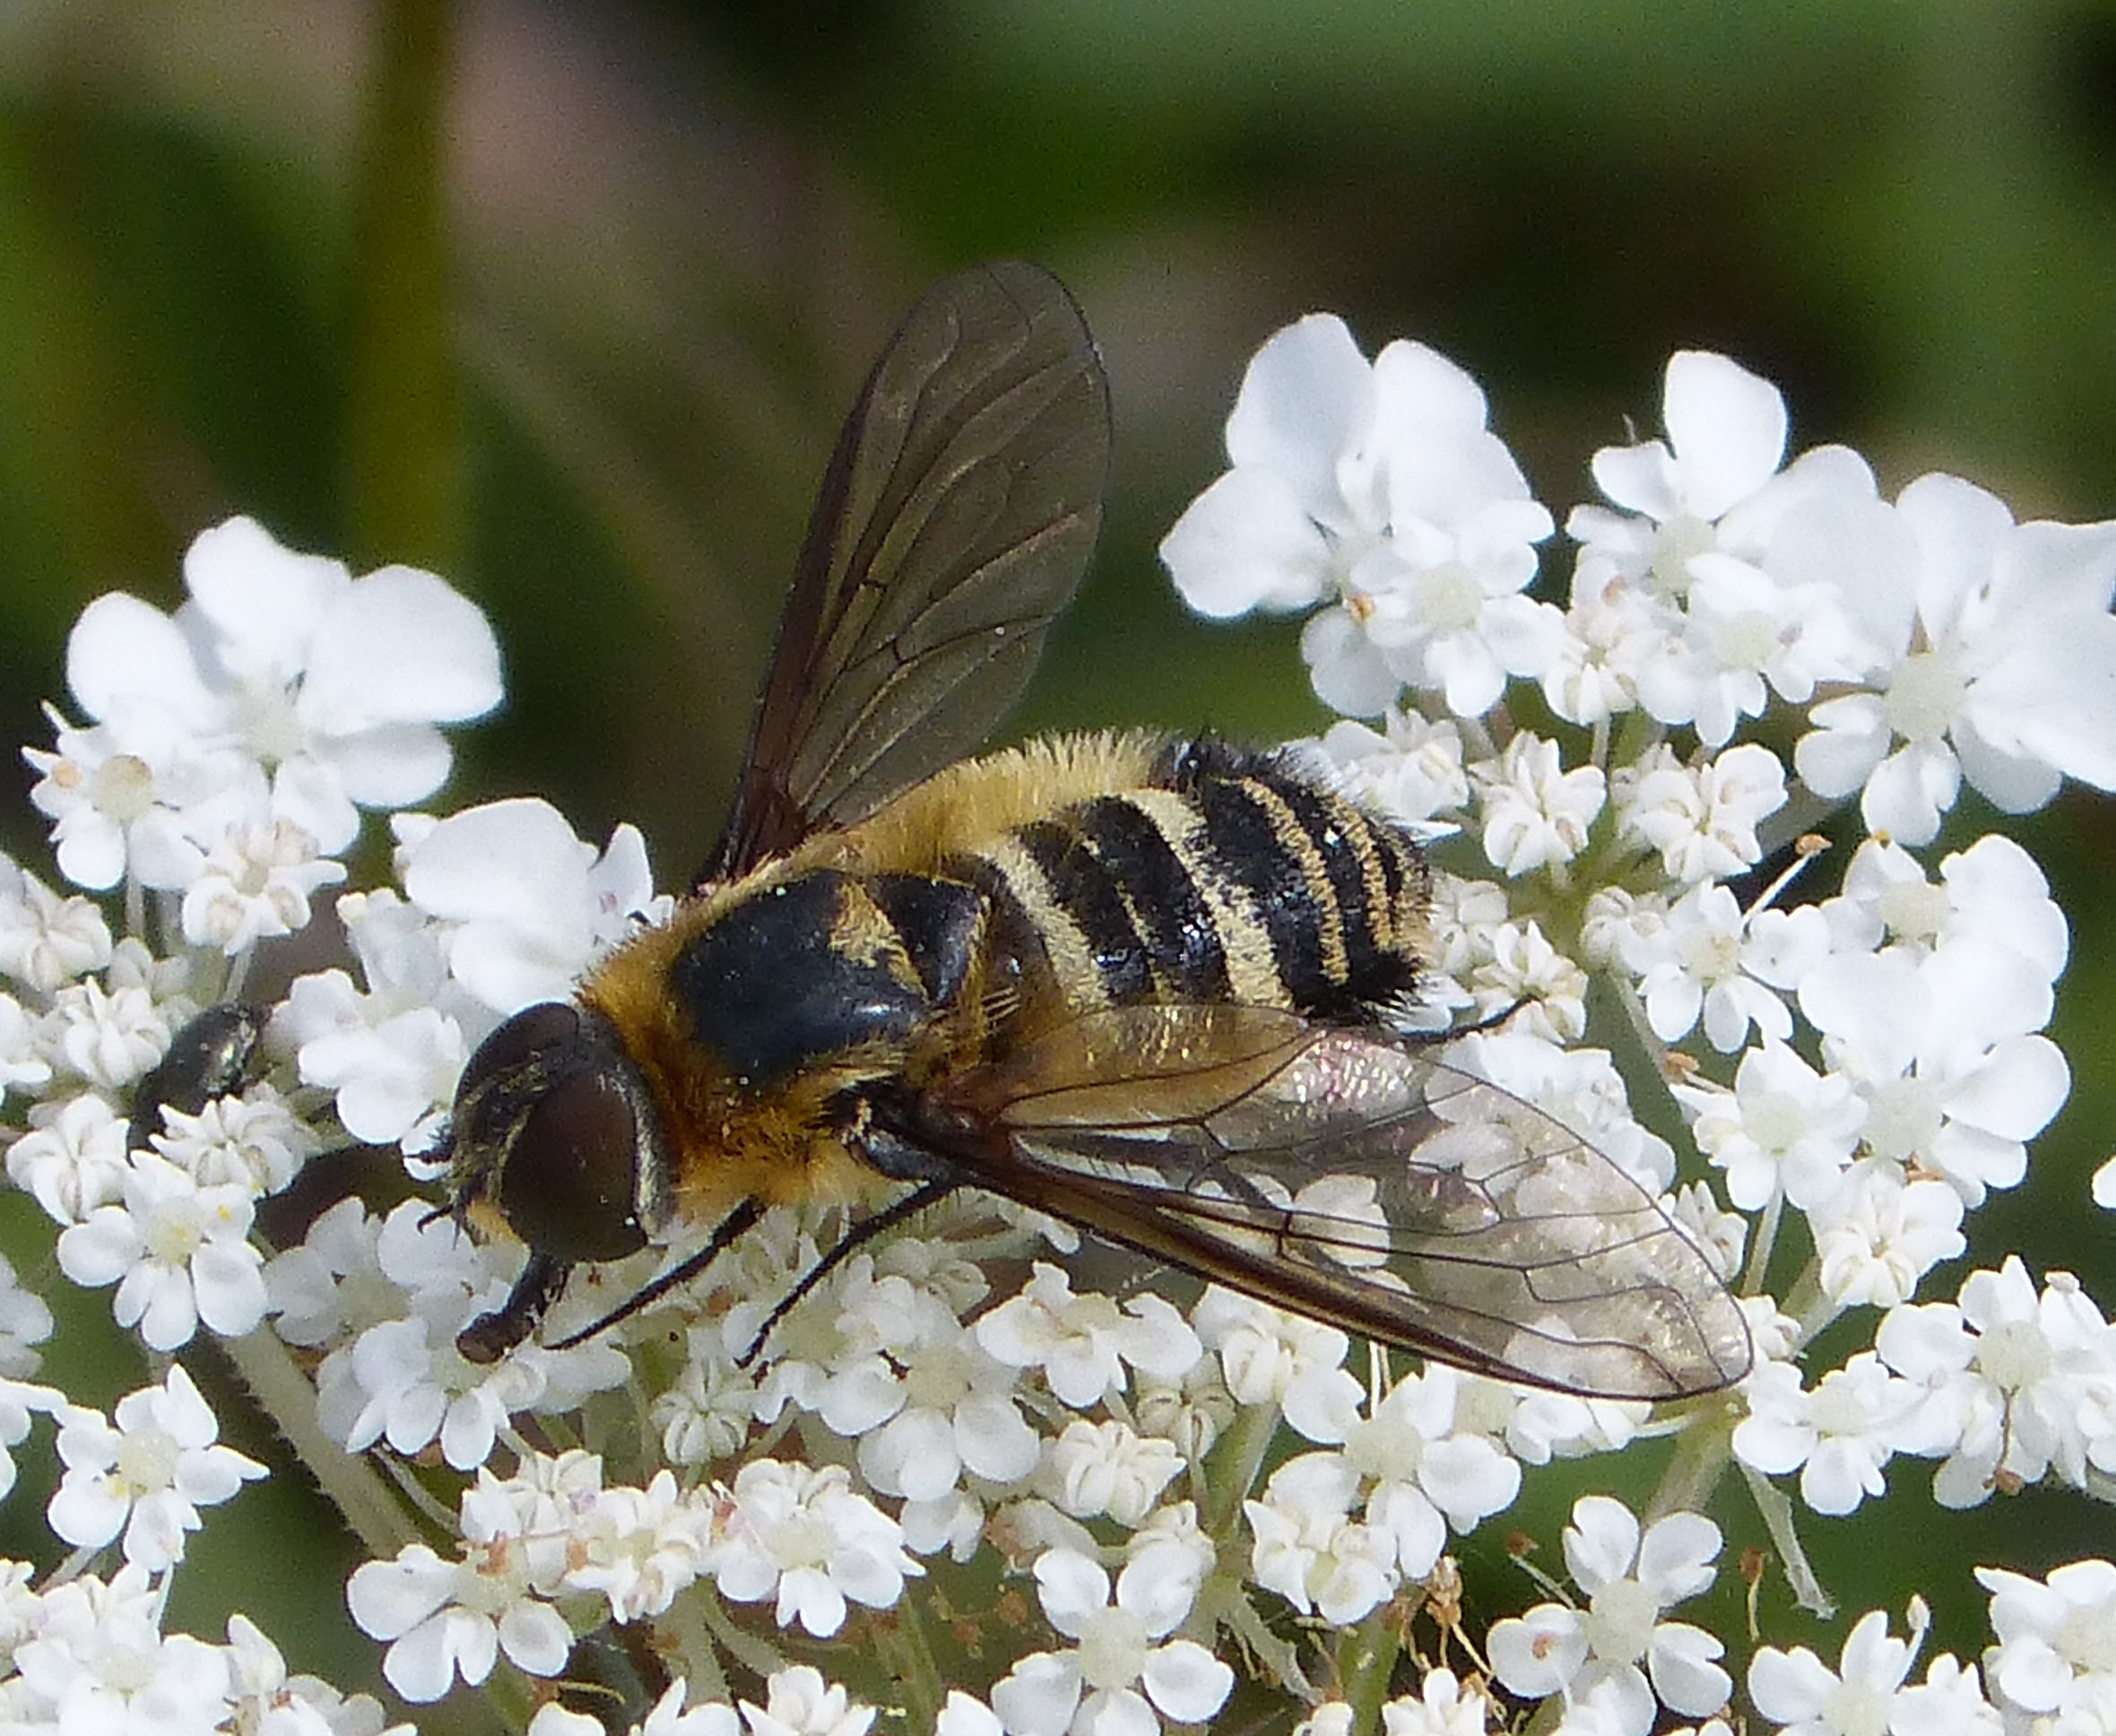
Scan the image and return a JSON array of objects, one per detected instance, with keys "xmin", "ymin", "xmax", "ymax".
[{"xmin": 2, "ymin": 0, "xmax": 2114, "ymax": 1706}]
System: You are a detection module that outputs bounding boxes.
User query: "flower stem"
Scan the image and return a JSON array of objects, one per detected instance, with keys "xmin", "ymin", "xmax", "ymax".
[
  {"xmin": 1202, "ymin": 1399, "xmax": 1281, "ymax": 1540},
  {"xmin": 1740, "ymin": 1458, "xmax": 1834, "ymax": 1618},
  {"xmin": 877, "ymin": 1584, "xmax": 947, "ymax": 1736},
  {"xmin": 344, "ymin": 0, "xmax": 461, "ymax": 569},
  {"xmin": 1340, "ymin": 1599, "xmax": 1404, "ymax": 1736},
  {"xmin": 217, "ymin": 1325, "xmax": 423, "ymax": 1558}
]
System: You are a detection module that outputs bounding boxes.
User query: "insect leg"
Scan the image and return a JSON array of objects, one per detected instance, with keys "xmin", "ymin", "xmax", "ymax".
[
  {"xmin": 734, "ymin": 1178, "xmax": 955, "ymax": 1367},
  {"xmin": 458, "ymin": 1248, "xmax": 573, "ymax": 1363},
  {"xmin": 542, "ymin": 1197, "xmax": 766, "ymax": 1353}
]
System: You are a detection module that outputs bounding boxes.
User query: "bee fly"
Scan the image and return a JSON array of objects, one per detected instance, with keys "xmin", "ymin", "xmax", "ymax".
[{"xmin": 422, "ymin": 262, "xmax": 1750, "ymax": 1398}]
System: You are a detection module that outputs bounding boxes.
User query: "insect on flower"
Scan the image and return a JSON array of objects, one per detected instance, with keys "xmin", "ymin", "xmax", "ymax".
[{"xmin": 414, "ymin": 262, "xmax": 1751, "ymax": 1399}]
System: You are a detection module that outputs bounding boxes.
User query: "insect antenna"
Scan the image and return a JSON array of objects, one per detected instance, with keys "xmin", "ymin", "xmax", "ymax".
[
  {"xmin": 546, "ymin": 1197, "xmax": 765, "ymax": 1351},
  {"xmin": 734, "ymin": 1179, "xmax": 956, "ymax": 1367}
]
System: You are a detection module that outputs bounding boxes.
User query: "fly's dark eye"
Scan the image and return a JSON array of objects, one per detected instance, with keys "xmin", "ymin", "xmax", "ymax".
[
  {"xmin": 461, "ymin": 1002, "xmax": 584, "ymax": 1087},
  {"xmin": 497, "ymin": 1069, "xmax": 652, "ymax": 1263},
  {"xmin": 447, "ymin": 1003, "xmax": 670, "ymax": 1272}
]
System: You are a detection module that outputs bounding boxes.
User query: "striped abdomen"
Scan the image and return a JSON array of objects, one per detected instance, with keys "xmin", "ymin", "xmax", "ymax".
[{"xmin": 950, "ymin": 739, "xmax": 1429, "ymax": 1029}]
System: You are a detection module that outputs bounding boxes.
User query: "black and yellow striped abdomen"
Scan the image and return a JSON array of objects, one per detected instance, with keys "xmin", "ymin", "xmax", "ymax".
[
  {"xmin": 951, "ymin": 737, "xmax": 1430, "ymax": 1035},
  {"xmin": 578, "ymin": 733, "xmax": 1432, "ymax": 1217}
]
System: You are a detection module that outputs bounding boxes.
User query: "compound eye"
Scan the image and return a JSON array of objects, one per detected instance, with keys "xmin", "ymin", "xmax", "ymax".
[
  {"xmin": 460, "ymin": 1003, "xmax": 583, "ymax": 1091},
  {"xmin": 496, "ymin": 1065, "xmax": 653, "ymax": 1263}
]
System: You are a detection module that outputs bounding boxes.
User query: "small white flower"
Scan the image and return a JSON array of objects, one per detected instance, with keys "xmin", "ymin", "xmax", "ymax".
[
  {"xmin": 1800, "ymin": 941, "xmax": 2068, "ymax": 1207},
  {"xmin": 706, "ymin": 1459, "xmax": 920, "ymax": 1638},
  {"xmin": 277, "ymin": 923, "xmax": 476, "ymax": 1151},
  {"xmin": 0, "ymin": 863, "xmax": 113, "ymax": 990},
  {"xmin": 1573, "ymin": 351, "xmax": 1791, "ymax": 564},
  {"xmin": 1977, "ymin": 1558, "xmax": 2116, "ymax": 1726},
  {"xmin": 1487, "ymin": 1497, "xmax": 1728, "ymax": 1736},
  {"xmin": 809, "ymin": 1267, "xmax": 1037, "ymax": 1504},
  {"xmin": 1732, "ymin": 1354, "xmax": 1938, "ymax": 1516},
  {"xmin": 651, "ymin": 1324, "xmax": 760, "ymax": 1467},
  {"xmin": 1808, "ymin": 1159, "xmax": 1965, "ymax": 1310},
  {"xmin": 10, "ymin": 1563, "xmax": 235, "ymax": 1732},
  {"xmin": 1246, "ymin": 1453, "xmax": 1398, "ymax": 1623},
  {"xmin": 1877, "ymin": 1258, "xmax": 2116, "ymax": 1506},
  {"xmin": 1192, "ymin": 1286, "xmax": 1353, "ymax": 1413},
  {"xmin": 178, "ymin": 818, "xmax": 348, "ymax": 953},
  {"xmin": 1568, "ymin": 360, "xmax": 1878, "ymax": 744},
  {"xmin": 0, "ymin": 1254, "xmax": 53, "ymax": 1386},
  {"xmin": 347, "ymin": 1539, "xmax": 571, "ymax": 1704},
  {"xmin": 56, "ymin": 1150, "xmax": 268, "ymax": 1350},
  {"xmin": 1338, "ymin": 1367, "xmax": 1522, "ymax": 1575},
  {"xmin": 1748, "ymin": 1608, "xmax": 1917, "ymax": 1736},
  {"xmin": 1039, "ymin": 1419, "xmax": 1183, "ymax": 1526},
  {"xmin": 1795, "ymin": 473, "xmax": 2116, "ymax": 845},
  {"xmin": 741, "ymin": 1665, "xmax": 875, "ymax": 1736},
  {"xmin": 222, "ymin": 1610, "xmax": 406, "ymax": 1736},
  {"xmin": 40, "ymin": 971, "xmax": 173, "ymax": 1093},
  {"xmin": 561, "ymin": 1470, "xmax": 711, "ymax": 1622},
  {"xmin": 1132, "ymin": 1355, "xmax": 1237, "ymax": 1463},
  {"xmin": 263, "ymin": 1196, "xmax": 400, "ymax": 1349},
  {"xmin": 1632, "ymin": 882, "xmax": 1799, "ymax": 1055},
  {"xmin": 1161, "ymin": 316, "xmax": 1557, "ymax": 718},
  {"xmin": 400, "ymin": 798, "xmax": 657, "ymax": 1013},
  {"xmin": 1823, "ymin": 834, "xmax": 2068, "ymax": 981},
  {"xmin": 1308, "ymin": 710, "xmax": 1470, "ymax": 823},
  {"xmin": 1465, "ymin": 920, "xmax": 1589, "ymax": 1042},
  {"xmin": 277, "ymin": 894, "xmax": 476, "ymax": 1150},
  {"xmin": 22, "ymin": 709, "xmax": 250, "ymax": 896},
  {"xmin": 1677, "ymin": 1040, "xmax": 1865, "ymax": 1213},
  {"xmin": 7, "ymin": 1089, "xmax": 132, "ymax": 1225},
  {"xmin": 1379, "ymin": 1669, "xmax": 1493, "ymax": 1736},
  {"xmin": 1892, "ymin": 1656, "xmax": 2005, "ymax": 1736},
  {"xmin": 1471, "ymin": 733, "xmax": 1605, "ymax": 877},
  {"xmin": 49, "ymin": 517, "xmax": 501, "ymax": 875},
  {"xmin": 329, "ymin": 1297, "xmax": 542, "ymax": 1473},
  {"xmin": 47, "ymin": 1364, "xmax": 266, "ymax": 1569},
  {"xmin": 976, "ymin": 1263, "xmax": 1201, "ymax": 1408},
  {"xmin": 1614, "ymin": 742, "xmax": 1787, "ymax": 885},
  {"xmin": 0, "ymin": 993, "xmax": 53, "ymax": 1109},
  {"xmin": 991, "ymin": 1548, "xmax": 1234, "ymax": 1736},
  {"xmin": 152, "ymin": 1084, "xmax": 317, "ymax": 1197}
]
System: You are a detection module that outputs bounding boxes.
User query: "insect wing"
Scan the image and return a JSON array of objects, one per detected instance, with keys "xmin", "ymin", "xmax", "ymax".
[
  {"xmin": 945, "ymin": 1006, "xmax": 1753, "ymax": 1402},
  {"xmin": 707, "ymin": 261, "xmax": 1112, "ymax": 881}
]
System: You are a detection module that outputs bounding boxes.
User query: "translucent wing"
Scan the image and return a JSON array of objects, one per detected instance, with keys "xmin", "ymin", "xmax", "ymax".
[
  {"xmin": 706, "ymin": 261, "xmax": 1111, "ymax": 881},
  {"xmin": 941, "ymin": 1006, "xmax": 1753, "ymax": 1401}
]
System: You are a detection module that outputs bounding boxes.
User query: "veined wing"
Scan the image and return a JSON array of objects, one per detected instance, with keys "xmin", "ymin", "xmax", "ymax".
[
  {"xmin": 706, "ymin": 261, "xmax": 1111, "ymax": 881},
  {"xmin": 943, "ymin": 1005, "xmax": 1753, "ymax": 1402}
]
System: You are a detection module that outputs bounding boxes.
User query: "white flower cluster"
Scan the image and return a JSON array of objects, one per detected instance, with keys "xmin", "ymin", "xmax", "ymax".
[
  {"xmin": 0, "ymin": 310, "xmax": 2106, "ymax": 1736},
  {"xmin": 0, "ymin": 1559, "xmax": 404, "ymax": 1735},
  {"xmin": 1166, "ymin": 323, "xmax": 2114, "ymax": 1530}
]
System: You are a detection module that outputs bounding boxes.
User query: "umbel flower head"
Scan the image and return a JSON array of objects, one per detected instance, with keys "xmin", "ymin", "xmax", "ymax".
[{"xmin": 0, "ymin": 288, "xmax": 2112, "ymax": 1736}]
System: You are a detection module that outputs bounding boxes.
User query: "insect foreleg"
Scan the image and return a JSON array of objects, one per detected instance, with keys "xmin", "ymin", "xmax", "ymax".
[{"xmin": 734, "ymin": 1177, "xmax": 956, "ymax": 1367}]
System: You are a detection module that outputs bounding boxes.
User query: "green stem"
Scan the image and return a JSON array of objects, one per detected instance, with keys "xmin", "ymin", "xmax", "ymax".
[
  {"xmin": 1643, "ymin": 1408, "xmax": 1737, "ymax": 1524},
  {"xmin": 1742, "ymin": 1189, "xmax": 1784, "ymax": 1298},
  {"xmin": 1339, "ymin": 1599, "xmax": 1404, "ymax": 1736},
  {"xmin": 663, "ymin": 1591, "xmax": 732, "ymax": 1705},
  {"xmin": 343, "ymin": 0, "xmax": 461, "ymax": 569},
  {"xmin": 1740, "ymin": 1459, "xmax": 1834, "ymax": 1618},
  {"xmin": 1201, "ymin": 1400, "xmax": 1282, "ymax": 1541},
  {"xmin": 695, "ymin": 1582, "xmax": 790, "ymax": 1680},
  {"xmin": 218, "ymin": 1324, "xmax": 423, "ymax": 1557},
  {"xmin": 879, "ymin": 1583, "xmax": 947, "ymax": 1736}
]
